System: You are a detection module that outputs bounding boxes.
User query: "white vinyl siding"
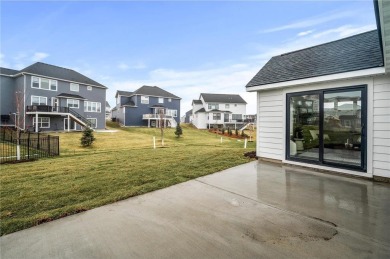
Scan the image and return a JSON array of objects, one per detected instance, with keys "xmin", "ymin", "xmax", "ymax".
[
  {"xmin": 257, "ymin": 90, "xmax": 284, "ymax": 160},
  {"xmin": 31, "ymin": 96, "xmax": 47, "ymax": 105},
  {"xmin": 31, "ymin": 76, "xmax": 57, "ymax": 91},
  {"xmin": 67, "ymin": 99, "xmax": 79, "ymax": 108},
  {"xmin": 84, "ymin": 101, "xmax": 101, "ymax": 112},
  {"xmin": 70, "ymin": 83, "xmax": 79, "ymax": 92},
  {"xmin": 372, "ymin": 76, "xmax": 390, "ymax": 178}
]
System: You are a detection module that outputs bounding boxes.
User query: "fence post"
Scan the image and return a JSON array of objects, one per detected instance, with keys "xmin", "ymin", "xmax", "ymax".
[
  {"xmin": 37, "ymin": 132, "xmax": 40, "ymax": 149},
  {"xmin": 27, "ymin": 131, "xmax": 30, "ymax": 159},
  {"xmin": 48, "ymin": 135, "xmax": 51, "ymax": 156},
  {"xmin": 57, "ymin": 137, "xmax": 60, "ymax": 156}
]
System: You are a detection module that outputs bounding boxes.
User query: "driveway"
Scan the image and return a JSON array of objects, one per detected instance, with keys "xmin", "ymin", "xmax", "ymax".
[{"xmin": 1, "ymin": 161, "xmax": 390, "ymax": 258}]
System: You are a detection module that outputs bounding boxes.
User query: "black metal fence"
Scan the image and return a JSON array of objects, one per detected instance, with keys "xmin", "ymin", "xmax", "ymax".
[{"xmin": 0, "ymin": 128, "xmax": 60, "ymax": 163}]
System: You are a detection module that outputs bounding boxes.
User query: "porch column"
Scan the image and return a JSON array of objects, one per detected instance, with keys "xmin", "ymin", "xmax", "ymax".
[
  {"xmin": 35, "ymin": 113, "xmax": 39, "ymax": 132},
  {"xmin": 148, "ymin": 119, "xmax": 150, "ymax": 128},
  {"xmin": 67, "ymin": 115, "xmax": 70, "ymax": 132}
]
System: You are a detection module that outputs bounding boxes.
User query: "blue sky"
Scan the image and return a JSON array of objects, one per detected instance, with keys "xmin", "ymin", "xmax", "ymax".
[{"xmin": 1, "ymin": 0, "xmax": 376, "ymax": 114}]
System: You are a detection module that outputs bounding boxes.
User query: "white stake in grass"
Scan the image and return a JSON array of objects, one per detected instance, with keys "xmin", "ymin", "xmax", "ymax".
[
  {"xmin": 153, "ymin": 136, "xmax": 156, "ymax": 149},
  {"xmin": 244, "ymin": 138, "xmax": 247, "ymax": 149},
  {"xmin": 220, "ymin": 137, "xmax": 223, "ymax": 143}
]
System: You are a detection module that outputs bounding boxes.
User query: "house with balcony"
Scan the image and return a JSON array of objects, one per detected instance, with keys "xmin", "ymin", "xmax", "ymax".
[
  {"xmin": 0, "ymin": 62, "xmax": 107, "ymax": 132},
  {"xmin": 113, "ymin": 85, "xmax": 181, "ymax": 128},
  {"xmin": 192, "ymin": 93, "xmax": 247, "ymax": 129}
]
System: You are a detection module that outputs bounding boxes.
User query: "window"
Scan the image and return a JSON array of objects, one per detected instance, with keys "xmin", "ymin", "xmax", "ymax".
[
  {"xmin": 166, "ymin": 109, "xmax": 177, "ymax": 117},
  {"xmin": 232, "ymin": 114, "xmax": 242, "ymax": 120},
  {"xmin": 87, "ymin": 118, "xmax": 97, "ymax": 128},
  {"xmin": 31, "ymin": 76, "xmax": 57, "ymax": 91},
  {"xmin": 287, "ymin": 86, "xmax": 366, "ymax": 171},
  {"xmin": 33, "ymin": 117, "xmax": 50, "ymax": 128},
  {"xmin": 70, "ymin": 83, "xmax": 79, "ymax": 92},
  {"xmin": 87, "ymin": 86, "xmax": 92, "ymax": 91},
  {"xmin": 168, "ymin": 98, "xmax": 172, "ymax": 102},
  {"xmin": 208, "ymin": 103, "xmax": 219, "ymax": 110},
  {"xmin": 84, "ymin": 101, "xmax": 101, "ymax": 112},
  {"xmin": 225, "ymin": 104, "xmax": 230, "ymax": 109},
  {"xmin": 67, "ymin": 99, "xmax": 80, "ymax": 108},
  {"xmin": 158, "ymin": 97, "xmax": 164, "ymax": 104},
  {"xmin": 213, "ymin": 113, "xmax": 221, "ymax": 120},
  {"xmin": 141, "ymin": 96, "xmax": 149, "ymax": 104},
  {"xmin": 31, "ymin": 96, "xmax": 47, "ymax": 105},
  {"xmin": 234, "ymin": 104, "xmax": 237, "ymax": 107}
]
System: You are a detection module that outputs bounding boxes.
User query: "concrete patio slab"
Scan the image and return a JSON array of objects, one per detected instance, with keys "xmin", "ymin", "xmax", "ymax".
[{"xmin": 1, "ymin": 161, "xmax": 390, "ymax": 258}]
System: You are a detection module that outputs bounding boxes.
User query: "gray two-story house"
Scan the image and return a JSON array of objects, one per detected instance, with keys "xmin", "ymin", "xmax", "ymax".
[
  {"xmin": 0, "ymin": 62, "xmax": 107, "ymax": 131},
  {"xmin": 113, "ymin": 85, "xmax": 181, "ymax": 128}
]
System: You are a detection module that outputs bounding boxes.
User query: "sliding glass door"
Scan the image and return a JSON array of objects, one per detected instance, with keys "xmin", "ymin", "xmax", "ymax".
[{"xmin": 286, "ymin": 86, "xmax": 366, "ymax": 171}]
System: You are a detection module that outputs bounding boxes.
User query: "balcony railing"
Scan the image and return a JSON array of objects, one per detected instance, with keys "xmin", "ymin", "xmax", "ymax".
[
  {"xmin": 143, "ymin": 114, "xmax": 173, "ymax": 119},
  {"xmin": 26, "ymin": 105, "xmax": 70, "ymax": 113}
]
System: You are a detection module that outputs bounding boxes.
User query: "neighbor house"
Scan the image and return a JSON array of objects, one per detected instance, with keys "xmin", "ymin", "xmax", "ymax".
[
  {"xmin": 184, "ymin": 109, "xmax": 193, "ymax": 123},
  {"xmin": 113, "ymin": 85, "xmax": 181, "ymax": 128},
  {"xmin": 105, "ymin": 101, "xmax": 111, "ymax": 119},
  {"xmin": 192, "ymin": 93, "xmax": 247, "ymax": 129},
  {"xmin": 246, "ymin": 0, "xmax": 390, "ymax": 181},
  {"xmin": 0, "ymin": 62, "xmax": 107, "ymax": 131}
]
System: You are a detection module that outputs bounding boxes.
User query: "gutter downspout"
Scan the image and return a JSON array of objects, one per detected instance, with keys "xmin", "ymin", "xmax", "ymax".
[{"xmin": 373, "ymin": 0, "xmax": 384, "ymax": 63}]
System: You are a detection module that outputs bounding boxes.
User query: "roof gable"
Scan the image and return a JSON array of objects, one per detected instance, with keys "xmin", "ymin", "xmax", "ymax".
[
  {"xmin": 134, "ymin": 85, "xmax": 180, "ymax": 99},
  {"xmin": 20, "ymin": 62, "xmax": 107, "ymax": 88},
  {"xmin": 200, "ymin": 93, "xmax": 247, "ymax": 104},
  {"xmin": 116, "ymin": 90, "xmax": 133, "ymax": 98},
  {"xmin": 246, "ymin": 30, "xmax": 383, "ymax": 88},
  {"xmin": 0, "ymin": 67, "xmax": 19, "ymax": 76}
]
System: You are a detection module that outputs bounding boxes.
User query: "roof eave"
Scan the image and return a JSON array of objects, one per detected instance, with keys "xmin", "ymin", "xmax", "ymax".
[{"xmin": 246, "ymin": 67, "xmax": 386, "ymax": 92}]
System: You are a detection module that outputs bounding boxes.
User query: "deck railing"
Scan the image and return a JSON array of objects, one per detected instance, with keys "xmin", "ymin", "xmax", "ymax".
[{"xmin": 143, "ymin": 114, "xmax": 173, "ymax": 119}]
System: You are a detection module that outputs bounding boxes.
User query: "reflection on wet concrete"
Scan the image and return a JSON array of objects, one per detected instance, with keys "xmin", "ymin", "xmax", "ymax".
[{"xmin": 256, "ymin": 162, "xmax": 390, "ymax": 244}]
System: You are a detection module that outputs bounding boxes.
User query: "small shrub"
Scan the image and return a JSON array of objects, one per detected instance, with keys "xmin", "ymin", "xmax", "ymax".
[
  {"xmin": 80, "ymin": 127, "xmax": 96, "ymax": 147},
  {"xmin": 228, "ymin": 127, "xmax": 232, "ymax": 136},
  {"xmin": 221, "ymin": 128, "xmax": 225, "ymax": 135},
  {"xmin": 241, "ymin": 130, "xmax": 245, "ymax": 137},
  {"xmin": 174, "ymin": 123, "xmax": 183, "ymax": 138},
  {"xmin": 235, "ymin": 129, "xmax": 239, "ymax": 136}
]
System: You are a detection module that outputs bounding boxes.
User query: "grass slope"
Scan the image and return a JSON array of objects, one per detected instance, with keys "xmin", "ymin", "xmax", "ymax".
[{"xmin": 0, "ymin": 123, "xmax": 255, "ymax": 235}]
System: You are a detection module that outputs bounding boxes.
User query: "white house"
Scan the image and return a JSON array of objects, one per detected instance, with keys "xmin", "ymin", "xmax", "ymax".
[
  {"xmin": 192, "ymin": 93, "xmax": 247, "ymax": 129},
  {"xmin": 246, "ymin": 0, "xmax": 390, "ymax": 181}
]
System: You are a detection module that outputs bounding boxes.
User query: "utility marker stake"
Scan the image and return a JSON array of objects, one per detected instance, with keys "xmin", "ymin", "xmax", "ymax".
[
  {"xmin": 244, "ymin": 138, "xmax": 247, "ymax": 149},
  {"xmin": 220, "ymin": 137, "xmax": 223, "ymax": 143},
  {"xmin": 153, "ymin": 136, "xmax": 156, "ymax": 149}
]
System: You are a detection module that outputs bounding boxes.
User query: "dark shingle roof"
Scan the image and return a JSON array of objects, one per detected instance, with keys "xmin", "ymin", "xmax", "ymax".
[
  {"xmin": 209, "ymin": 109, "xmax": 232, "ymax": 113},
  {"xmin": 134, "ymin": 85, "xmax": 180, "ymax": 99},
  {"xmin": 19, "ymin": 62, "xmax": 107, "ymax": 88},
  {"xmin": 192, "ymin": 100, "xmax": 202, "ymax": 104},
  {"xmin": 0, "ymin": 67, "xmax": 19, "ymax": 75},
  {"xmin": 200, "ymin": 93, "xmax": 247, "ymax": 104},
  {"xmin": 57, "ymin": 93, "xmax": 87, "ymax": 100},
  {"xmin": 122, "ymin": 100, "xmax": 136, "ymax": 107},
  {"xmin": 195, "ymin": 108, "xmax": 206, "ymax": 113},
  {"xmin": 116, "ymin": 90, "xmax": 133, "ymax": 97},
  {"xmin": 185, "ymin": 109, "xmax": 192, "ymax": 116},
  {"xmin": 105, "ymin": 101, "xmax": 110, "ymax": 108},
  {"xmin": 246, "ymin": 30, "xmax": 383, "ymax": 88}
]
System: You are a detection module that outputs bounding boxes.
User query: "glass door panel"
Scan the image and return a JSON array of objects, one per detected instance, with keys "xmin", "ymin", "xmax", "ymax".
[
  {"xmin": 323, "ymin": 90, "xmax": 363, "ymax": 167},
  {"xmin": 289, "ymin": 94, "xmax": 320, "ymax": 161}
]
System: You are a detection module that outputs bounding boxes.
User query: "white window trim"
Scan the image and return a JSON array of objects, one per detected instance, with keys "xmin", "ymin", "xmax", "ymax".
[
  {"xmin": 166, "ymin": 109, "xmax": 177, "ymax": 117},
  {"xmin": 67, "ymin": 99, "xmax": 80, "ymax": 109},
  {"xmin": 84, "ymin": 101, "xmax": 102, "ymax": 112},
  {"xmin": 168, "ymin": 98, "xmax": 172, "ymax": 102},
  {"xmin": 158, "ymin": 97, "xmax": 164, "ymax": 104},
  {"xmin": 31, "ymin": 95, "xmax": 47, "ymax": 105},
  {"xmin": 87, "ymin": 86, "xmax": 92, "ymax": 91},
  {"xmin": 87, "ymin": 118, "xmax": 97, "ymax": 129},
  {"xmin": 33, "ymin": 117, "xmax": 50, "ymax": 128},
  {"xmin": 70, "ymin": 83, "xmax": 79, "ymax": 92},
  {"xmin": 31, "ymin": 76, "xmax": 57, "ymax": 91},
  {"xmin": 141, "ymin": 96, "xmax": 149, "ymax": 104}
]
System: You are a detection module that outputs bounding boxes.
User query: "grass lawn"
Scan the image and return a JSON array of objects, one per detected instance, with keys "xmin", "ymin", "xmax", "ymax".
[{"xmin": 0, "ymin": 122, "xmax": 255, "ymax": 236}]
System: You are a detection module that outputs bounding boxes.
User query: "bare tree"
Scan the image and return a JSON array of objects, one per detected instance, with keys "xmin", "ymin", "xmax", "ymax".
[{"xmin": 14, "ymin": 91, "xmax": 25, "ymax": 160}]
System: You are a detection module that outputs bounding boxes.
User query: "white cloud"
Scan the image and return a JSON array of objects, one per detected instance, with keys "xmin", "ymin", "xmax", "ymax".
[
  {"xmin": 31, "ymin": 52, "xmax": 49, "ymax": 62},
  {"xmin": 297, "ymin": 30, "xmax": 314, "ymax": 37},
  {"xmin": 118, "ymin": 63, "xmax": 129, "ymax": 70},
  {"xmin": 118, "ymin": 62, "xmax": 146, "ymax": 70},
  {"xmin": 262, "ymin": 10, "xmax": 358, "ymax": 33},
  {"xmin": 107, "ymin": 63, "xmax": 259, "ymax": 115}
]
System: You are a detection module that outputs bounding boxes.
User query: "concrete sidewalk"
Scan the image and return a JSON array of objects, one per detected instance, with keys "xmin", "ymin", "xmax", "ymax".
[{"xmin": 1, "ymin": 161, "xmax": 390, "ymax": 258}]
